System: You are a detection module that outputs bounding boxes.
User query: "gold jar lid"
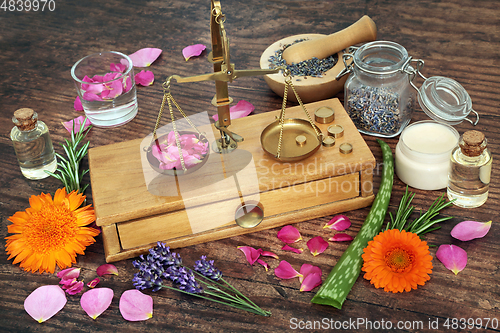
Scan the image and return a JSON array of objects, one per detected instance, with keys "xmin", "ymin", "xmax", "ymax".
[
  {"xmin": 327, "ymin": 124, "xmax": 344, "ymax": 138},
  {"xmin": 322, "ymin": 136, "xmax": 335, "ymax": 147},
  {"xmin": 314, "ymin": 106, "xmax": 335, "ymax": 124},
  {"xmin": 339, "ymin": 142, "xmax": 353, "ymax": 154}
]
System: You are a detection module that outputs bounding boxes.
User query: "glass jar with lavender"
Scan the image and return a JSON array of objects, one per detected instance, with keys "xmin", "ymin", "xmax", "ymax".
[{"xmin": 342, "ymin": 41, "xmax": 416, "ymax": 137}]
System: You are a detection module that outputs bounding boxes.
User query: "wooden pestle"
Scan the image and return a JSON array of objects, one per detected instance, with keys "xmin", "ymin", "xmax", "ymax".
[{"xmin": 282, "ymin": 15, "xmax": 377, "ymax": 64}]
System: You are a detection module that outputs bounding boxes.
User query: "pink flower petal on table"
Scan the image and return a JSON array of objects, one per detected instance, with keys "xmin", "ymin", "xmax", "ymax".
[
  {"xmin": 307, "ymin": 236, "xmax": 329, "ymax": 256},
  {"xmin": 328, "ymin": 233, "xmax": 354, "ymax": 242},
  {"xmin": 277, "ymin": 225, "xmax": 302, "ymax": 244},
  {"xmin": 96, "ymin": 264, "xmax": 118, "ymax": 277},
  {"xmin": 63, "ymin": 280, "xmax": 84, "ymax": 295},
  {"xmin": 119, "ymin": 289, "xmax": 153, "ymax": 321},
  {"xmin": 281, "ymin": 244, "xmax": 304, "ymax": 254},
  {"xmin": 24, "ymin": 285, "xmax": 67, "ymax": 323},
  {"xmin": 300, "ymin": 272, "xmax": 322, "ymax": 292},
  {"xmin": 260, "ymin": 250, "xmax": 279, "ymax": 260},
  {"xmin": 110, "ymin": 62, "xmax": 127, "ymax": 73},
  {"xmin": 128, "ymin": 48, "xmax": 162, "ymax": 67},
  {"xmin": 182, "ymin": 44, "xmax": 206, "ymax": 61},
  {"xmin": 87, "ymin": 278, "xmax": 100, "ymax": 288},
  {"xmin": 59, "ymin": 277, "xmax": 77, "ymax": 288},
  {"xmin": 451, "ymin": 220, "xmax": 492, "ymax": 241},
  {"xmin": 135, "ymin": 70, "xmax": 155, "ymax": 86},
  {"xmin": 212, "ymin": 100, "xmax": 255, "ymax": 121},
  {"xmin": 299, "ymin": 264, "xmax": 322, "ymax": 283},
  {"xmin": 81, "ymin": 288, "xmax": 114, "ymax": 320},
  {"xmin": 323, "ymin": 215, "xmax": 351, "ymax": 230},
  {"xmin": 237, "ymin": 246, "xmax": 262, "ymax": 265},
  {"xmin": 257, "ymin": 259, "xmax": 269, "ymax": 271},
  {"xmin": 57, "ymin": 267, "xmax": 81, "ymax": 280},
  {"xmin": 62, "ymin": 116, "xmax": 92, "ymax": 134},
  {"xmin": 436, "ymin": 244, "xmax": 468, "ymax": 275},
  {"xmin": 274, "ymin": 260, "xmax": 302, "ymax": 279},
  {"xmin": 74, "ymin": 96, "xmax": 83, "ymax": 111}
]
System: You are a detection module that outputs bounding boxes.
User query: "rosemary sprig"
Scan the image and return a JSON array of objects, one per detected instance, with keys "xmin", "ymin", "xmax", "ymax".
[
  {"xmin": 46, "ymin": 118, "xmax": 92, "ymax": 194},
  {"xmin": 386, "ymin": 186, "xmax": 455, "ymax": 236}
]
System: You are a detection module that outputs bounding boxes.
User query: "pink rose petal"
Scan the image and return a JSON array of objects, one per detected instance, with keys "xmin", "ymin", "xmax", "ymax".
[
  {"xmin": 57, "ymin": 267, "xmax": 81, "ymax": 280},
  {"xmin": 451, "ymin": 220, "xmax": 492, "ymax": 241},
  {"xmin": 277, "ymin": 225, "xmax": 302, "ymax": 244},
  {"xmin": 123, "ymin": 76, "xmax": 133, "ymax": 93},
  {"xmin": 101, "ymin": 79, "xmax": 123, "ymax": 99},
  {"xmin": 260, "ymin": 250, "xmax": 279, "ymax": 259},
  {"xmin": 307, "ymin": 236, "xmax": 329, "ymax": 256},
  {"xmin": 24, "ymin": 285, "xmax": 67, "ymax": 323},
  {"xmin": 298, "ymin": 264, "xmax": 322, "ymax": 284},
  {"xmin": 323, "ymin": 215, "xmax": 351, "ymax": 230},
  {"xmin": 110, "ymin": 62, "xmax": 127, "ymax": 73},
  {"xmin": 300, "ymin": 272, "xmax": 322, "ymax": 292},
  {"xmin": 81, "ymin": 75, "xmax": 104, "ymax": 94},
  {"xmin": 328, "ymin": 233, "xmax": 354, "ymax": 242},
  {"xmin": 182, "ymin": 44, "xmax": 206, "ymax": 61},
  {"xmin": 274, "ymin": 260, "xmax": 302, "ymax": 279},
  {"xmin": 257, "ymin": 259, "xmax": 269, "ymax": 271},
  {"xmin": 59, "ymin": 278, "xmax": 78, "ymax": 288},
  {"xmin": 96, "ymin": 264, "xmax": 118, "ymax": 277},
  {"xmin": 119, "ymin": 289, "xmax": 153, "ymax": 321},
  {"xmin": 436, "ymin": 244, "xmax": 468, "ymax": 275},
  {"xmin": 63, "ymin": 280, "xmax": 84, "ymax": 295},
  {"xmin": 62, "ymin": 116, "xmax": 92, "ymax": 134},
  {"xmin": 81, "ymin": 288, "xmax": 114, "ymax": 320},
  {"xmin": 82, "ymin": 92, "xmax": 103, "ymax": 101},
  {"xmin": 281, "ymin": 244, "xmax": 304, "ymax": 254},
  {"xmin": 74, "ymin": 96, "xmax": 83, "ymax": 111},
  {"xmin": 212, "ymin": 100, "xmax": 255, "ymax": 121},
  {"xmin": 135, "ymin": 70, "xmax": 155, "ymax": 86},
  {"xmin": 237, "ymin": 246, "xmax": 262, "ymax": 265},
  {"xmin": 128, "ymin": 48, "xmax": 162, "ymax": 67},
  {"xmin": 87, "ymin": 278, "xmax": 100, "ymax": 289}
]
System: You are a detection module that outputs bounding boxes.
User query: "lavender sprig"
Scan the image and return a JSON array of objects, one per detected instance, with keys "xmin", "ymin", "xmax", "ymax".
[{"xmin": 132, "ymin": 242, "xmax": 271, "ymax": 316}]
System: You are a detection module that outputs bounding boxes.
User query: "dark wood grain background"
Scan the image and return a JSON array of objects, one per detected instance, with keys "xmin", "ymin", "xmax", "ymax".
[{"xmin": 1, "ymin": 0, "xmax": 499, "ymax": 332}]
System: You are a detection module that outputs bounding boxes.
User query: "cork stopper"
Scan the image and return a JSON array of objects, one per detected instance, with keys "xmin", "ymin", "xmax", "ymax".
[
  {"xmin": 13, "ymin": 108, "xmax": 37, "ymax": 131},
  {"xmin": 460, "ymin": 130, "xmax": 486, "ymax": 157}
]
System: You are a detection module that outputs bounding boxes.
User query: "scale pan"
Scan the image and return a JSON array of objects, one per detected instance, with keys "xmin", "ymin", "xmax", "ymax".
[
  {"xmin": 146, "ymin": 131, "xmax": 210, "ymax": 176},
  {"xmin": 260, "ymin": 118, "xmax": 322, "ymax": 162}
]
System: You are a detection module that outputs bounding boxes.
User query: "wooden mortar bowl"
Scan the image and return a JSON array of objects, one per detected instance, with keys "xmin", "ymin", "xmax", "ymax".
[{"xmin": 260, "ymin": 34, "xmax": 349, "ymax": 104}]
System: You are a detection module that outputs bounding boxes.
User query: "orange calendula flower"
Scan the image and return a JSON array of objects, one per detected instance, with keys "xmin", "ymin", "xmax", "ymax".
[
  {"xmin": 361, "ymin": 229, "xmax": 432, "ymax": 293},
  {"xmin": 5, "ymin": 188, "xmax": 100, "ymax": 274}
]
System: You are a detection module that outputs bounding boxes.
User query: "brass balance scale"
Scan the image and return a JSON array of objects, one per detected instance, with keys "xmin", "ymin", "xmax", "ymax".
[{"xmin": 88, "ymin": 0, "xmax": 376, "ymax": 263}]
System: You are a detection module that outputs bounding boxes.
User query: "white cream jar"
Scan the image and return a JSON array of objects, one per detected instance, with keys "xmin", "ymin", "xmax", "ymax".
[{"xmin": 395, "ymin": 120, "xmax": 459, "ymax": 190}]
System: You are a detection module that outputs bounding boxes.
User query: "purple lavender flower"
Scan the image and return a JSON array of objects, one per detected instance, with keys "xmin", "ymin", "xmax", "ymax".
[
  {"xmin": 132, "ymin": 242, "xmax": 182, "ymax": 292},
  {"xmin": 164, "ymin": 266, "xmax": 203, "ymax": 294},
  {"xmin": 194, "ymin": 255, "xmax": 222, "ymax": 281}
]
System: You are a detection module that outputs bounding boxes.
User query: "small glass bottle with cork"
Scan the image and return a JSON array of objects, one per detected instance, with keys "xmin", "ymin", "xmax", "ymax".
[
  {"xmin": 10, "ymin": 108, "xmax": 57, "ymax": 180},
  {"xmin": 447, "ymin": 130, "xmax": 492, "ymax": 208}
]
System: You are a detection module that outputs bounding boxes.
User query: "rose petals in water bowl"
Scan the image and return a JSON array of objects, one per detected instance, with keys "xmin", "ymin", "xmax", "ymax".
[{"xmin": 147, "ymin": 131, "xmax": 210, "ymax": 176}]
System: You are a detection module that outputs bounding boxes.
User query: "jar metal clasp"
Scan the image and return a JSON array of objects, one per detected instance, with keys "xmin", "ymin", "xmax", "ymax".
[
  {"xmin": 404, "ymin": 59, "xmax": 479, "ymax": 126},
  {"xmin": 336, "ymin": 46, "xmax": 359, "ymax": 80}
]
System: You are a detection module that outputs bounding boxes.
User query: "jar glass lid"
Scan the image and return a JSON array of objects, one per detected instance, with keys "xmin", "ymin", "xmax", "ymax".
[{"xmin": 417, "ymin": 76, "xmax": 478, "ymax": 125}]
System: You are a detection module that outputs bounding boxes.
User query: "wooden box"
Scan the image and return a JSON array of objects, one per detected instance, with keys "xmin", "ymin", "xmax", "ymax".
[{"xmin": 88, "ymin": 98, "xmax": 375, "ymax": 262}]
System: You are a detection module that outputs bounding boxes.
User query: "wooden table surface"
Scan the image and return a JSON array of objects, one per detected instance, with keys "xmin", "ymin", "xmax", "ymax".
[{"xmin": 1, "ymin": 0, "xmax": 499, "ymax": 332}]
